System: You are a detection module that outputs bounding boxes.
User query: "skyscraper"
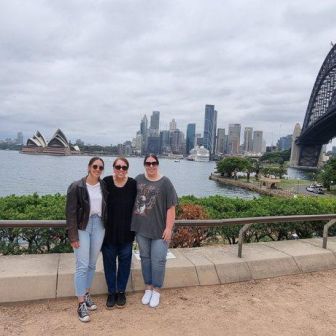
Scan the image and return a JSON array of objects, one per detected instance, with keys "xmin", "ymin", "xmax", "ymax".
[
  {"xmin": 140, "ymin": 115, "xmax": 148, "ymax": 154},
  {"xmin": 186, "ymin": 123, "xmax": 196, "ymax": 154},
  {"xmin": 228, "ymin": 124, "xmax": 241, "ymax": 154},
  {"xmin": 277, "ymin": 134, "xmax": 292, "ymax": 151},
  {"xmin": 169, "ymin": 118, "xmax": 177, "ymax": 131},
  {"xmin": 216, "ymin": 128, "xmax": 226, "ymax": 154},
  {"xmin": 150, "ymin": 111, "xmax": 160, "ymax": 135},
  {"xmin": 203, "ymin": 104, "xmax": 217, "ymax": 156},
  {"xmin": 160, "ymin": 130, "xmax": 171, "ymax": 154},
  {"xmin": 252, "ymin": 131, "xmax": 263, "ymax": 153},
  {"xmin": 170, "ymin": 129, "xmax": 185, "ymax": 154},
  {"xmin": 243, "ymin": 127, "xmax": 253, "ymax": 152}
]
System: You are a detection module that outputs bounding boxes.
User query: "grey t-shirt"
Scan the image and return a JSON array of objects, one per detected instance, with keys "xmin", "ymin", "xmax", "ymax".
[{"xmin": 131, "ymin": 174, "xmax": 178, "ymax": 239}]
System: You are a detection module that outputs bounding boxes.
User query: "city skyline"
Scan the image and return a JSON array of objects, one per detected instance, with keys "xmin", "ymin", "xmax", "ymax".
[{"xmin": 0, "ymin": 1, "xmax": 336, "ymax": 147}]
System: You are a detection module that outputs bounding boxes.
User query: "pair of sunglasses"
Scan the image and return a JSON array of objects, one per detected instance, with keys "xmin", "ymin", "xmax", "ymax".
[
  {"xmin": 114, "ymin": 165, "xmax": 128, "ymax": 171},
  {"xmin": 145, "ymin": 161, "xmax": 158, "ymax": 167},
  {"xmin": 92, "ymin": 164, "xmax": 104, "ymax": 171}
]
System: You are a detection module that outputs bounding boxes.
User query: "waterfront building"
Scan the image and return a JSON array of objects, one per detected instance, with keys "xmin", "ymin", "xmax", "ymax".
[
  {"xmin": 26, "ymin": 131, "xmax": 47, "ymax": 147},
  {"xmin": 140, "ymin": 115, "xmax": 148, "ymax": 153},
  {"xmin": 216, "ymin": 128, "xmax": 226, "ymax": 154},
  {"xmin": 243, "ymin": 127, "xmax": 253, "ymax": 152},
  {"xmin": 150, "ymin": 111, "xmax": 160, "ymax": 136},
  {"xmin": 289, "ymin": 123, "xmax": 302, "ymax": 167},
  {"xmin": 277, "ymin": 134, "xmax": 292, "ymax": 151},
  {"xmin": 203, "ymin": 104, "xmax": 217, "ymax": 156},
  {"xmin": 22, "ymin": 129, "xmax": 79, "ymax": 155},
  {"xmin": 228, "ymin": 124, "xmax": 241, "ymax": 154},
  {"xmin": 252, "ymin": 131, "xmax": 263, "ymax": 153},
  {"xmin": 262, "ymin": 139, "xmax": 267, "ymax": 153},
  {"xmin": 169, "ymin": 118, "xmax": 177, "ymax": 131},
  {"xmin": 147, "ymin": 135, "xmax": 160, "ymax": 155},
  {"xmin": 170, "ymin": 129, "xmax": 185, "ymax": 154},
  {"xmin": 160, "ymin": 130, "xmax": 171, "ymax": 154},
  {"xmin": 223, "ymin": 135, "xmax": 229, "ymax": 154},
  {"xmin": 186, "ymin": 123, "xmax": 196, "ymax": 155}
]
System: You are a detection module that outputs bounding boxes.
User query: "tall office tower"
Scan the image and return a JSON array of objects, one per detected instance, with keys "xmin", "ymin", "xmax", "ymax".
[
  {"xmin": 186, "ymin": 123, "xmax": 196, "ymax": 154},
  {"xmin": 134, "ymin": 131, "xmax": 143, "ymax": 155},
  {"xmin": 216, "ymin": 128, "xmax": 226, "ymax": 154},
  {"xmin": 223, "ymin": 135, "xmax": 229, "ymax": 154},
  {"xmin": 160, "ymin": 130, "xmax": 171, "ymax": 154},
  {"xmin": 228, "ymin": 123, "xmax": 241, "ymax": 154},
  {"xmin": 140, "ymin": 115, "xmax": 148, "ymax": 153},
  {"xmin": 277, "ymin": 134, "xmax": 292, "ymax": 151},
  {"xmin": 170, "ymin": 129, "xmax": 185, "ymax": 154},
  {"xmin": 252, "ymin": 131, "xmax": 263, "ymax": 153},
  {"xmin": 150, "ymin": 111, "xmax": 160, "ymax": 135},
  {"xmin": 147, "ymin": 135, "xmax": 160, "ymax": 154},
  {"xmin": 169, "ymin": 118, "xmax": 177, "ymax": 131},
  {"xmin": 203, "ymin": 104, "xmax": 217, "ymax": 156},
  {"xmin": 243, "ymin": 127, "xmax": 253, "ymax": 152},
  {"xmin": 289, "ymin": 123, "xmax": 302, "ymax": 167}
]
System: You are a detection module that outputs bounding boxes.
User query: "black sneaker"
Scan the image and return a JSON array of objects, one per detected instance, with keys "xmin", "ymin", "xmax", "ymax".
[
  {"xmin": 85, "ymin": 292, "xmax": 97, "ymax": 311},
  {"xmin": 106, "ymin": 293, "xmax": 116, "ymax": 309},
  {"xmin": 77, "ymin": 302, "xmax": 90, "ymax": 322},
  {"xmin": 116, "ymin": 292, "xmax": 126, "ymax": 308}
]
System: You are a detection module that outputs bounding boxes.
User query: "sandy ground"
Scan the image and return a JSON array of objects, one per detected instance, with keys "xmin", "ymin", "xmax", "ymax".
[{"xmin": 1, "ymin": 270, "xmax": 336, "ymax": 336}]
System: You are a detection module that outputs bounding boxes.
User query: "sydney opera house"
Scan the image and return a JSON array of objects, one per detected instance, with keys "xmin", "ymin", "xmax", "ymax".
[{"xmin": 21, "ymin": 129, "xmax": 80, "ymax": 155}]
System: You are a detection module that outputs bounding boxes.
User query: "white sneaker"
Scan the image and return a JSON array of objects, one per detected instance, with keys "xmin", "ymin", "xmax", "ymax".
[
  {"xmin": 149, "ymin": 290, "xmax": 160, "ymax": 308},
  {"xmin": 141, "ymin": 290, "xmax": 152, "ymax": 305}
]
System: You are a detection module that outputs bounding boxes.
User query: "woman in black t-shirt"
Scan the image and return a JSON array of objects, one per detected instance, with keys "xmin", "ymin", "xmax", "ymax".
[{"xmin": 102, "ymin": 157, "xmax": 137, "ymax": 309}]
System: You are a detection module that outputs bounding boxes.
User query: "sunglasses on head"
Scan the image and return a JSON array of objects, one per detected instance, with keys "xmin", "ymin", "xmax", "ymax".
[
  {"xmin": 144, "ymin": 161, "xmax": 158, "ymax": 167},
  {"xmin": 114, "ymin": 165, "xmax": 128, "ymax": 171},
  {"xmin": 92, "ymin": 164, "xmax": 104, "ymax": 171}
]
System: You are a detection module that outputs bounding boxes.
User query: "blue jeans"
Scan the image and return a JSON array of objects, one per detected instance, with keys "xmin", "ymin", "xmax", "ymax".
[
  {"xmin": 101, "ymin": 242, "xmax": 133, "ymax": 293},
  {"xmin": 136, "ymin": 234, "xmax": 168, "ymax": 288},
  {"xmin": 73, "ymin": 215, "xmax": 105, "ymax": 297}
]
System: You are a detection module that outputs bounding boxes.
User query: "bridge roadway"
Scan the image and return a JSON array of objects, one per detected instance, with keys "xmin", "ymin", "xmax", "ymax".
[{"xmin": 2, "ymin": 238, "xmax": 336, "ymax": 335}]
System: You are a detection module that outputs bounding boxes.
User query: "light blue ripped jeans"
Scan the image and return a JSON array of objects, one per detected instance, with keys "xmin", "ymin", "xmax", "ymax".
[{"xmin": 73, "ymin": 214, "xmax": 105, "ymax": 297}]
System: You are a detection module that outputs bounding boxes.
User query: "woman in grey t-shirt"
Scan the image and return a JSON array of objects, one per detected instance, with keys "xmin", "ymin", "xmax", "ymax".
[{"xmin": 131, "ymin": 154, "xmax": 178, "ymax": 308}]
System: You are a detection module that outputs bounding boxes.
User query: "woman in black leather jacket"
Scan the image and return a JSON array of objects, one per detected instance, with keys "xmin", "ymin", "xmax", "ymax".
[{"xmin": 66, "ymin": 156, "xmax": 108, "ymax": 323}]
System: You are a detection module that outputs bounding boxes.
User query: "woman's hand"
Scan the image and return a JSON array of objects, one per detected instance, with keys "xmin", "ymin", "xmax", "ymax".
[
  {"xmin": 71, "ymin": 241, "xmax": 80, "ymax": 249},
  {"xmin": 162, "ymin": 228, "xmax": 172, "ymax": 241}
]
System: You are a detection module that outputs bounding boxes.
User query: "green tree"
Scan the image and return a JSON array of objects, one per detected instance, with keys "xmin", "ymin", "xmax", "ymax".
[
  {"xmin": 318, "ymin": 158, "xmax": 336, "ymax": 190},
  {"xmin": 216, "ymin": 157, "xmax": 249, "ymax": 178}
]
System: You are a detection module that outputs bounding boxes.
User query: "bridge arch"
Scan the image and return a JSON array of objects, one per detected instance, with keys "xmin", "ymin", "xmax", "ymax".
[{"xmin": 296, "ymin": 44, "xmax": 336, "ymax": 167}]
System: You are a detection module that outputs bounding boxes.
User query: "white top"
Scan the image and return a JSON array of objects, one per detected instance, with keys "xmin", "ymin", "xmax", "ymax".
[{"xmin": 86, "ymin": 182, "xmax": 102, "ymax": 217}]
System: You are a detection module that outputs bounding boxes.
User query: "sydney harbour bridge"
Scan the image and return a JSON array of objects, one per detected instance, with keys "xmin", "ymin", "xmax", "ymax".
[{"xmin": 293, "ymin": 44, "xmax": 336, "ymax": 168}]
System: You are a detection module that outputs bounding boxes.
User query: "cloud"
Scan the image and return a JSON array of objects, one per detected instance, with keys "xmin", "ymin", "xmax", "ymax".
[{"xmin": 0, "ymin": 0, "xmax": 336, "ymax": 146}]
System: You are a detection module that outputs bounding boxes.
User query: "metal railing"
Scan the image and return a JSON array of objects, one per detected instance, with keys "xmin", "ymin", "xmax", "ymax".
[{"xmin": 1, "ymin": 214, "xmax": 336, "ymax": 257}]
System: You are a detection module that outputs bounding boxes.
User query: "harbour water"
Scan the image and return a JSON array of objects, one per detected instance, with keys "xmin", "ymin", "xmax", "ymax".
[{"xmin": 0, "ymin": 150, "xmax": 261, "ymax": 199}]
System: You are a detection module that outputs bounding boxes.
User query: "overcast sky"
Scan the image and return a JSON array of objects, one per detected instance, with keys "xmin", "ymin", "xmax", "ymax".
[{"xmin": 1, "ymin": 0, "xmax": 336, "ymax": 146}]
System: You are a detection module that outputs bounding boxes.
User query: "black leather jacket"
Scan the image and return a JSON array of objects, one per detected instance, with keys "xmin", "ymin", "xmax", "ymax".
[{"xmin": 65, "ymin": 177, "xmax": 108, "ymax": 242}]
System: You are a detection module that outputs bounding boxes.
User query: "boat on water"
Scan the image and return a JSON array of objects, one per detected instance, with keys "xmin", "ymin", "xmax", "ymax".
[{"xmin": 187, "ymin": 146, "xmax": 210, "ymax": 162}]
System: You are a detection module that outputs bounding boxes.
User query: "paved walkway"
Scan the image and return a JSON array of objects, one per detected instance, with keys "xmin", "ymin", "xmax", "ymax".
[
  {"xmin": 2, "ymin": 238, "xmax": 336, "ymax": 302},
  {"xmin": 2, "ymin": 269, "xmax": 336, "ymax": 336}
]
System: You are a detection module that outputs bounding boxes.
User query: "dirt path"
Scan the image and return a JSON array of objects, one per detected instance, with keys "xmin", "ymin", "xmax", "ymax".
[{"xmin": 2, "ymin": 270, "xmax": 336, "ymax": 336}]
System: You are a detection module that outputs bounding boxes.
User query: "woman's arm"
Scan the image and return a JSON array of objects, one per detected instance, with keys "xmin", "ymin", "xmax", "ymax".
[
  {"xmin": 162, "ymin": 206, "xmax": 175, "ymax": 241},
  {"xmin": 66, "ymin": 182, "xmax": 80, "ymax": 248}
]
